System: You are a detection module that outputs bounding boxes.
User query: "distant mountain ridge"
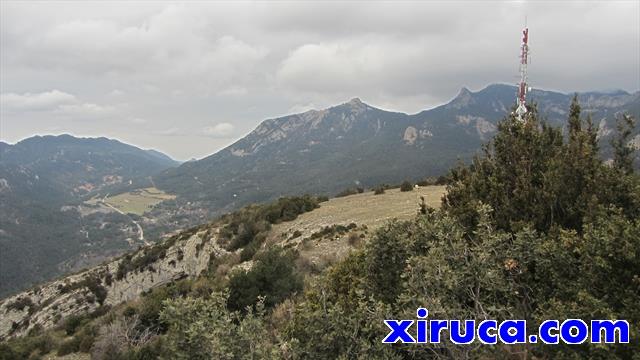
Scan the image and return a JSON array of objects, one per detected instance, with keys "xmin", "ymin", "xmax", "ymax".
[
  {"xmin": 156, "ymin": 83, "xmax": 639, "ymax": 212},
  {"xmin": 0, "ymin": 135, "xmax": 178, "ymax": 297},
  {"xmin": 0, "ymin": 134, "xmax": 177, "ymax": 191}
]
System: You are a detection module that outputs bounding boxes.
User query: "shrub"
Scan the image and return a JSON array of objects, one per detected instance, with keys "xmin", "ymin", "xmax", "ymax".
[
  {"xmin": 400, "ymin": 181, "xmax": 413, "ymax": 192},
  {"xmin": 221, "ymin": 195, "xmax": 321, "ymax": 251},
  {"xmin": 416, "ymin": 176, "xmax": 448, "ymax": 186},
  {"xmin": 239, "ymin": 240, "xmax": 260, "ymax": 262},
  {"xmin": 104, "ymin": 273, "xmax": 113, "ymax": 286},
  {"xmin": 161, "ymin": 293, "xmax": 276, "ymax": 359},
  {"xmin": 87, "ymin": 282, "xmax": 107, "ymax": 306},
  {"xmin": 123, "ymin": 306, "xmax": 137, "ymax": 318},
  {"xmin": 27, "ymin": 324, "xmax": 43, "ymax": 336},
  {"xmin": 295, "ymin": 256, "xmax": 318, "ymax": 274},
  {"xmin": 261, "ymin": 196, "xmax": 321, "ymax": 223},
  {"xmin": 0, "ymin": 333, "xmax": 55, "ymax": 360},
  {"xmin": 336, "ymin": 188, "xmax": 358, "ymax": 197},
  {"xmin": 365, "ymin": 221, "xmax": 414, "ymax": 303},
  {"xmin": 116, "ymin": 255, "xmax": 132, "ymax": 280},
  {"xmin": 122, "ymin": 338, "xmax": 164, "ymax": 360},
  {"xmin": 59, "ymin": 276, "xmax": 107, "ymax": 305},
  {"xmin": 373, "ymin": 186, "xmax": 385, "ymax": 195},
  {"xmin": 89, "ymin": 305, "xmax": 111, "ymax": 319},
  {"xmin": 284, "ymin": 255, "xmax": 394, "ymax": 359},
  {"xmin": 57, "ymin": 337, "xmax": 81, "ymax": 356},
  {"xmin": 0, "ymin": 344, "xmax": 17, "ymax": 360},
  {"xmin": 309, "ymin": 224, "xmax": 351, "ymax": 240},
  {"xmin": 5, "ymin": 296, "xmax": 34, "ymax": 313},
  {"xmin": 136, "ymin": 279, "xmax": 192, "ymax": 332},
  {"xmin": 91, "ymin": 316, "xmax": 155, "ymax": 360},
  {"xmin": 64, "ymin": 314, "xmax": 86, "ymax": 335},
  {"xmin": 228, "ymin": 248, "xmax": 303, "ymax": 312},
  {"xmin": 226, "ymin": 218, "xmax": 268, "ymax": 251},
  {"xmin": 347, "ymin": 233, "xmax": 361, "ymax": 246},
  {"xmin": 416, "ymin": 179, "xmax": 430, "ymax": 186}
]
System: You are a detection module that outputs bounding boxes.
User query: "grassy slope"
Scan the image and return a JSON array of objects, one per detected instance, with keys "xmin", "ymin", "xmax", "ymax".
[
  {"xmin": 271, "ymin": 185, "xmax": 446, "ymax": 238},
  {"xmin": 269, "ymin": 186, "xmax": 446, "ymax": 271}
]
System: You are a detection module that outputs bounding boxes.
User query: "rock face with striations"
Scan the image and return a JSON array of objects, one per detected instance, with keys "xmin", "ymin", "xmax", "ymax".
[{"xmin": 0, "ymin": 225, "xmax": 226, "ymax": 339}]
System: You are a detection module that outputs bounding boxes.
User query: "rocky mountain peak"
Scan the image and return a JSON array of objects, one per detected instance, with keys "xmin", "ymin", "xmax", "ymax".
[
  {"xmin": 458, "ymin": 87, "xmax": 472, "ymax": 96},
  {"xmin": 348, "ymin": 97, "xmax": 363, "ymax": 105},
  {"xmin": 446, "ymin": 87, "xmax": 475, "ymax": 110},
  {"xmin": 342, "ymin": 97, "xmax": 369, "ymax": 113}
]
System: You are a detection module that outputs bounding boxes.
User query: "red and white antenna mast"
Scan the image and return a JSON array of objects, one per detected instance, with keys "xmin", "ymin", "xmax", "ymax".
[{"xmin": 515, "ymin": 27, "xmax": 530, "ymax": 121}]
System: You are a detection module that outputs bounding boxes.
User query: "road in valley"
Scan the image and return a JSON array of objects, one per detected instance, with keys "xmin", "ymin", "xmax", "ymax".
[{"xmin": 100, "ymin": 200, "xmax": 149, "ymax": 246}]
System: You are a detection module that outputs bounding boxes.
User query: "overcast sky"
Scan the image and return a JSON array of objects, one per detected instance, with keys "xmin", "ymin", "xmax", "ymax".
[{"xmin": 1, "ymin": 1, "xmax": 639, "ymax": 160}]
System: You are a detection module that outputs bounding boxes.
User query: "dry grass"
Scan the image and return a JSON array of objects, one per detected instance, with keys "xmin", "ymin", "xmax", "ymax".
[
  {"xmin": 270, "ymin": 185, "xmax": 447, "ymax": 275},
  {"xmin": 271, "ymin": 185, "xmax": 446, "ymax": 242}
]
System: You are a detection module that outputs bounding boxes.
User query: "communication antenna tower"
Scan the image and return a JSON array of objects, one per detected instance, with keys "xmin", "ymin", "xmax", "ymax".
[{"xmin": 515, "ymin": 26, "xmax": 530, "ymax": 122}]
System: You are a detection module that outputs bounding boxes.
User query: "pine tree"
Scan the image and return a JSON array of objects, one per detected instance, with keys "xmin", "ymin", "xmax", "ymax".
[
  {"xmin": 443, "ymin": 100, "xmax": 637, "ymax": 234},
  {"xmin": 556, "ymin": 97, "xmax": 602, "ymax": 231},
  {"xmin": 567, "ymin": 94, "xmax": 582, "ymax": 137},
  {"xmin": 612, "ymin": 114, "xmax": 636, "ymax": 175}
]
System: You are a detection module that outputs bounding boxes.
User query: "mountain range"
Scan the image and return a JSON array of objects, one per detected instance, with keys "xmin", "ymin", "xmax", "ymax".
[{"xmin": 156, "ymin": 83, "xmax": 640, "ymax": 213}]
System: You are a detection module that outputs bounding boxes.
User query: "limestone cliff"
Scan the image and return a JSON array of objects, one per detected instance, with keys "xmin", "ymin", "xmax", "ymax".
[{"xmin": 0, "ymin": 225, "xmax": 227, "ymax": 340}]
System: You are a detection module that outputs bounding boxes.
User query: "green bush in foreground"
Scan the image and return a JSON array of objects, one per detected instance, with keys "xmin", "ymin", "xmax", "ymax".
[
  {"xmin": 227, "ymin": 247, "xmax": 303, "ymax": 312},
  {"xmin": 160, "ymin": 293, "xmax": 278, "ymax": 359}
]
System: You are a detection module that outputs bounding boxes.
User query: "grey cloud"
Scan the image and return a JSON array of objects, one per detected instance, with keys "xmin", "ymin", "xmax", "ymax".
[
  {"xmin": 1, "ymin": 90, "xmax": 77, "ymax": 112},
  {"xmin": 1, "ymin": 1, "xmax": 638, "ymax": 160},
  {"xmin": 55, "ymin": 103, "xmax": 117, "ymax": 119},
  {"xmin": 202, "ymin": 123, "xmax": 235, "ymax": 138},
  {"xmin": 151, "ymin": 123, "xmax": 235, "ymax": 138},
  {"xmin": 0, "ymin": 90, "xmax": 118, "ymax": 121},
  {"xmin": 155, "ymin": 127, "xmax": 182, "ymax": 136}
]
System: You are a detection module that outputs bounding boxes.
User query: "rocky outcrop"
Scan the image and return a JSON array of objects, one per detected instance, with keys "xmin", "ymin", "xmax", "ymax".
[
  {"xmin": 0, "ymin": 225, "xmax": 227, "ymax": 340},
  {"xmin": 403, "ymin": 126, "xmax": 418, "ymax": 145}
]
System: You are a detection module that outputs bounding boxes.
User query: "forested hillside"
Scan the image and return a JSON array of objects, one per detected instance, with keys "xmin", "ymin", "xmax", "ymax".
[{"xmin": 0, "ymin": 135, "xmax": 179, "ymax": 297}]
